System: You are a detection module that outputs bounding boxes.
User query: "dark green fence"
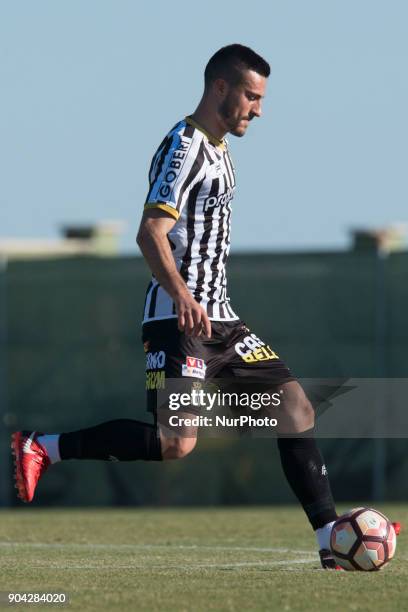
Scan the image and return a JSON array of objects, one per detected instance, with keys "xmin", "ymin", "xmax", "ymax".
[{"xmin": 1, "ymin": 252, "xmax": 408, "ymax": 506}]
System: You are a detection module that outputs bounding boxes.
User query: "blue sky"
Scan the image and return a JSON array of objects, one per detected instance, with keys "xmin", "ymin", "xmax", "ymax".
[{"xmin": 1, "ymin": 0, "xmax": 407, "ymax": 252}]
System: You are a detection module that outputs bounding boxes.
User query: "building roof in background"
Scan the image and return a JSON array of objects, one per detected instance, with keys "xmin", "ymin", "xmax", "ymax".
[{"xmin": 0, "ymin": 221, "xmax": 125, "ymax": 260}]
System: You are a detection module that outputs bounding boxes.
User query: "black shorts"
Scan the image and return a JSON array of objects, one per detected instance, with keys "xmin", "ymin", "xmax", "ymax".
[{"xmin": 142, "ymin": 319, "xmax": 295, "ymax": 418}]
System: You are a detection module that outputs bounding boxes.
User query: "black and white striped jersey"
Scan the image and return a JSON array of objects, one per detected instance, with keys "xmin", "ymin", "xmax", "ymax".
[{"xmin": 142, "ymin": 116, "xmax": 239, "ymax": 324}]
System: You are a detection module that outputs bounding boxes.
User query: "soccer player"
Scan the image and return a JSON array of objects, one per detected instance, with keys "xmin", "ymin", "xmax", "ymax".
[{"xmin": 12, "ymin": 44, "xmax": 340, "ymax": 568}]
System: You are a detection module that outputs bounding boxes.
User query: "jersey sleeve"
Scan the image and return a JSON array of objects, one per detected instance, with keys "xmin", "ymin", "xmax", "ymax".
[{"xmin": 144, "ymin": 129, "xmax": 205, "ymax": 220}]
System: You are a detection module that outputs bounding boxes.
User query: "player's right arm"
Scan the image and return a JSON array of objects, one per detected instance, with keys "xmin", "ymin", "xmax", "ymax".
[{"xmin": 136, "ymin": 209, "xmax": 211, "ymax": 338}]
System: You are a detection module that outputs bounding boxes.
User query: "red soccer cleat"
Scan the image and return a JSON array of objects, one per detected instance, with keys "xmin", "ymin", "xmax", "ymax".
[
  {"xmin": 11, "ymin": 431, "xmax": 50, "ymax": 503},
  {"xmin": 392, "ymin": 522, "xmax": 401, "ymax": 536}
]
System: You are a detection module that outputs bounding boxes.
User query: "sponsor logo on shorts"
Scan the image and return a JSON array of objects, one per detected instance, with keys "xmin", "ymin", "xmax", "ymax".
[
  {"xmin": 182, "ymin": 356, "xmax": 207, "ymax": 380},
  {"xmin": 191, "ymin": 381, "xmax": 203, "ymax": 392},
  {"xmin": 146, "ymin": 351, "xmax": 166, "ymax": 370},
  {"xmin": 145, "ymin": 350, "xmax": 166, "ymax": 389},
  {"xmin": 146, "ymin": 370, "xmax": 166, "ymax": 390},
  {"xmin": 234, "ymin": 333, "xmax": 279, "ymax": 364}
]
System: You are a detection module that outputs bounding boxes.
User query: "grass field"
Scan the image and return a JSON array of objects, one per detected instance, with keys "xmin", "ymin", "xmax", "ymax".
[{"xmin": 0, "ymin": 505, "xmax": 407, "ymax": 611}]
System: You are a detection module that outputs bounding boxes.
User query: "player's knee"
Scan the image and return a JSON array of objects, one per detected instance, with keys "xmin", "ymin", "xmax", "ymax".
[
  {"xmin": 161, "ymin": 436, "xmax": 197, "ymax": 460},
  {"xmin": 279, "ymin": 382, "xmax": 314, "ymax": 427},
  {"xmin": 292, "ymin": 393, "xmax": 314, "ymax": 423},
  {"xmin": 299, "ymin": 397, "xmax": 314, "ymax": 426}
]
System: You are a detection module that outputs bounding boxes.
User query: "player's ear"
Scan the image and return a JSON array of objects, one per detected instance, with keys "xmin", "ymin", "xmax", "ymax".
[{"xmin": 213, "ymin": 78, "xmax": 228, "ymax": 99}]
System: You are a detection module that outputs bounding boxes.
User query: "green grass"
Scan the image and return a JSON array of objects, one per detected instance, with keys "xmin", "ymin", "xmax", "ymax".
[{"xmin": 0, "ymin": 505, "xmax": 407, "ymax": 611}]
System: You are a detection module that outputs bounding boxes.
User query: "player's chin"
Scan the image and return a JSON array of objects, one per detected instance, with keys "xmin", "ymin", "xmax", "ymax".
[{"xmin": 229, "ymin": 125, "xmax": 247, "ymax": 137}]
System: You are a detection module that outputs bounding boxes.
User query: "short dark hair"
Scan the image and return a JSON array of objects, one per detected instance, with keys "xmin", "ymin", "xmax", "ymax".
[{"xmin": 204, "ymin": 44, "xmax": 270, "ymax": 88}]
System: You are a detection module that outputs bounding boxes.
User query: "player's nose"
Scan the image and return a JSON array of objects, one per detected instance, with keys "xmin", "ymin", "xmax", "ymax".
[{"xmin": 251, "ymin": 100, "xmax": 262, "ymax": 118}]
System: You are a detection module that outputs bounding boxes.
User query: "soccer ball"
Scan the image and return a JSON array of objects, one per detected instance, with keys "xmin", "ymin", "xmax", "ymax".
[{"xmin": 330, "ymin": 507, "xmax": 397, "ymax": 571}]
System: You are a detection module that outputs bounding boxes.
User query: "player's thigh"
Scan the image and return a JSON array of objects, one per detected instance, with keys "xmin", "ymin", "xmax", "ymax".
[
  {"xmin": 225, "ymin": 321, "xmax": 295, "ymax": 388},
  {"xmin": 222, "ymin": 324, "xmax": 314, "ymax": 431},
  {"xmin": 142, "ymin": 319, "xmax": 209, "ymax": 438}
]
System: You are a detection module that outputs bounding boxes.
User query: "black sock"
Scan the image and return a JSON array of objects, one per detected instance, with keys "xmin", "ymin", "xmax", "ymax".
[
  {"xmin": 277, "ymin": 429, "xmax": 337, "ymax": 530},
  {"xmin": 59, "ymin": 419, "xmax": 162, "ymax": 461}
]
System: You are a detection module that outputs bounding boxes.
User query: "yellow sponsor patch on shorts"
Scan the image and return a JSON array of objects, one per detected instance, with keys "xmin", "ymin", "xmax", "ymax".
[
  {"xmin": 235, "ymin": 333, "xmax": 279, "ymax": 363},
  {"xmin": 146, "ymin": 370, "xmax": 165, "ymax": 390}
]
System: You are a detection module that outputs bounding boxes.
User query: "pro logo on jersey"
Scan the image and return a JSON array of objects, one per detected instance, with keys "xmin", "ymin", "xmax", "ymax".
[
  {"xmin": 182, "ymin": 356, "xmax": 207, "ymax": 380},
  {"xmin": 204, "ymin": 187, "xmax": 234, "ymax": 212},
  {"xmin": 234, "ymin": 333, "xmax": 279, "ymax": 364}
]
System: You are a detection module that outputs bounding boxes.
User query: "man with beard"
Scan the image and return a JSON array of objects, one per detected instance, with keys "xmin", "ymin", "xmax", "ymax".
[{"xmin": 12, "ymin": 44, "xmax": 340, "ymax": 569}]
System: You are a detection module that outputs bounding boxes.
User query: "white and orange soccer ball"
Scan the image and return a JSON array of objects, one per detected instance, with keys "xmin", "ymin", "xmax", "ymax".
[{"xmin": 330, "ymin": 508, "xmax": 397, "ymax": 571}]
